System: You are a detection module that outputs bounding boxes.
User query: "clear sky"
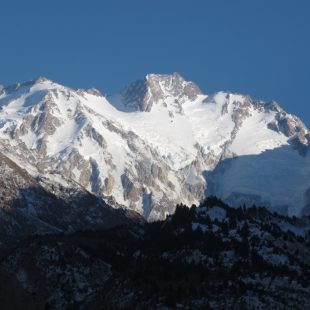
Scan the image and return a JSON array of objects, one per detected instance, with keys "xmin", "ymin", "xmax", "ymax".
[{"xmin": 0, "ymin": 0, "xmax": 309, "ymax": 126}]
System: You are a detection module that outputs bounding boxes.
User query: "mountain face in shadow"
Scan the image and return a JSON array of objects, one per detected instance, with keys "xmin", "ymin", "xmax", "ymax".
[
  {"xmin": 0, "ymin": 151, "xmax": 143, "ymax": 254},
  {"xmin": 0, "ymin": 185, "xmax": 143, "ymax": 256},
  {"xmin": 204, "ymin": 144, "xmax": 310, "ymax": 216},
  {"xmin": 0, "ymin": 197, "xmax": 309, "ymax": 309}
]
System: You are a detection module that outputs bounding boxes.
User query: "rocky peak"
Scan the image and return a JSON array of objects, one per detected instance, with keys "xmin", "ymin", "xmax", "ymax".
[
  {"xmin": 33, "ymin": 76, "xmax": 51, "ymax": 84},
  {"xmin": 264, "ymin": 100, "xmax": 284, "ymax": 113},
  {"xmin": 117, "ymin": 72, "xmax": 202, "ymax": 112},
  {"xmin": 145, "ymin": 72, "xmax": 202, "ymax": 101},
  {"xmin": 0, "ymin": 77, "xmax": 55, "ymax": 98},
  {"xmin": 261, "ymin": 101, "xmax": 310, "ymax": 146},
  {"xmin": 86, "ymin": 87, "xmax": 103, "ymax": 97}
]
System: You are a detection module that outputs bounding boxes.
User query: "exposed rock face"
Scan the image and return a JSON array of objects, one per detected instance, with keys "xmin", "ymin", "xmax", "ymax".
[
  {"xmin": 264, "ymin": 101, "xmax": 309, "ymax": 144},
  {"xmin": 117, "ymin": 72, "xmax": 202, "ymax": 112},
  {"xmin": 104, "ymin": 175, "xmax": 115, "ymax": 195},
  {"xmin": 84, "ymin": 124, "xmax": 107, "ymax": 148},
  {"xmin": 0, "ymin": 75, "xmax": 309, "ymax": 221},
  {"xmin": 0, "ymin": 150, "xmax": 143, "ymax": 253}
]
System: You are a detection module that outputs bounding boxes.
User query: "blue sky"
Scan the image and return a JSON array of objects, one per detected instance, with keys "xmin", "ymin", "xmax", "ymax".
[{"xmin": 0, "ymin": 0, "xmax": 309, "ymax": 126}]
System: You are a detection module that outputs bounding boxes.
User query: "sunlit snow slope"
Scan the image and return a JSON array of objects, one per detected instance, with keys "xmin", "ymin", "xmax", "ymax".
[{"xmin": 0, "ymin": 73, "xmax": 309, "ymax": 220}]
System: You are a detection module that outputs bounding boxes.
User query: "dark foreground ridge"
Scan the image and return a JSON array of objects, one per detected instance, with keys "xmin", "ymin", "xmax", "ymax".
[{"xmin": 0, "ymin": 197, "xmax": 309, "ymax": 309}]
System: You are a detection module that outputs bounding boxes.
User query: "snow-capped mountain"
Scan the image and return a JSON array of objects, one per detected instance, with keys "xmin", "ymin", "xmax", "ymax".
[{"xmin": 0, "ymin": 73, "xmax": 309, "ymax": 220}]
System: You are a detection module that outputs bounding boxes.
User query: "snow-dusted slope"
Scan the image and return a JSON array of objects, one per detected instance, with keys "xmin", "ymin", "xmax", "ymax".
[{"xmin": 0, "ymin": 74, "xmax": 309, "ymax": 220}]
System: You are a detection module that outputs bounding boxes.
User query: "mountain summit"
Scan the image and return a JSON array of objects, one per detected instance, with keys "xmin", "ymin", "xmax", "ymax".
[
  {"xmin": 0, "ymin": 74, "xmax": 309, "ymax": 221},
  {"xmin": 111, "ymin": 72, "xmax": 202, "ymax": 113}
]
